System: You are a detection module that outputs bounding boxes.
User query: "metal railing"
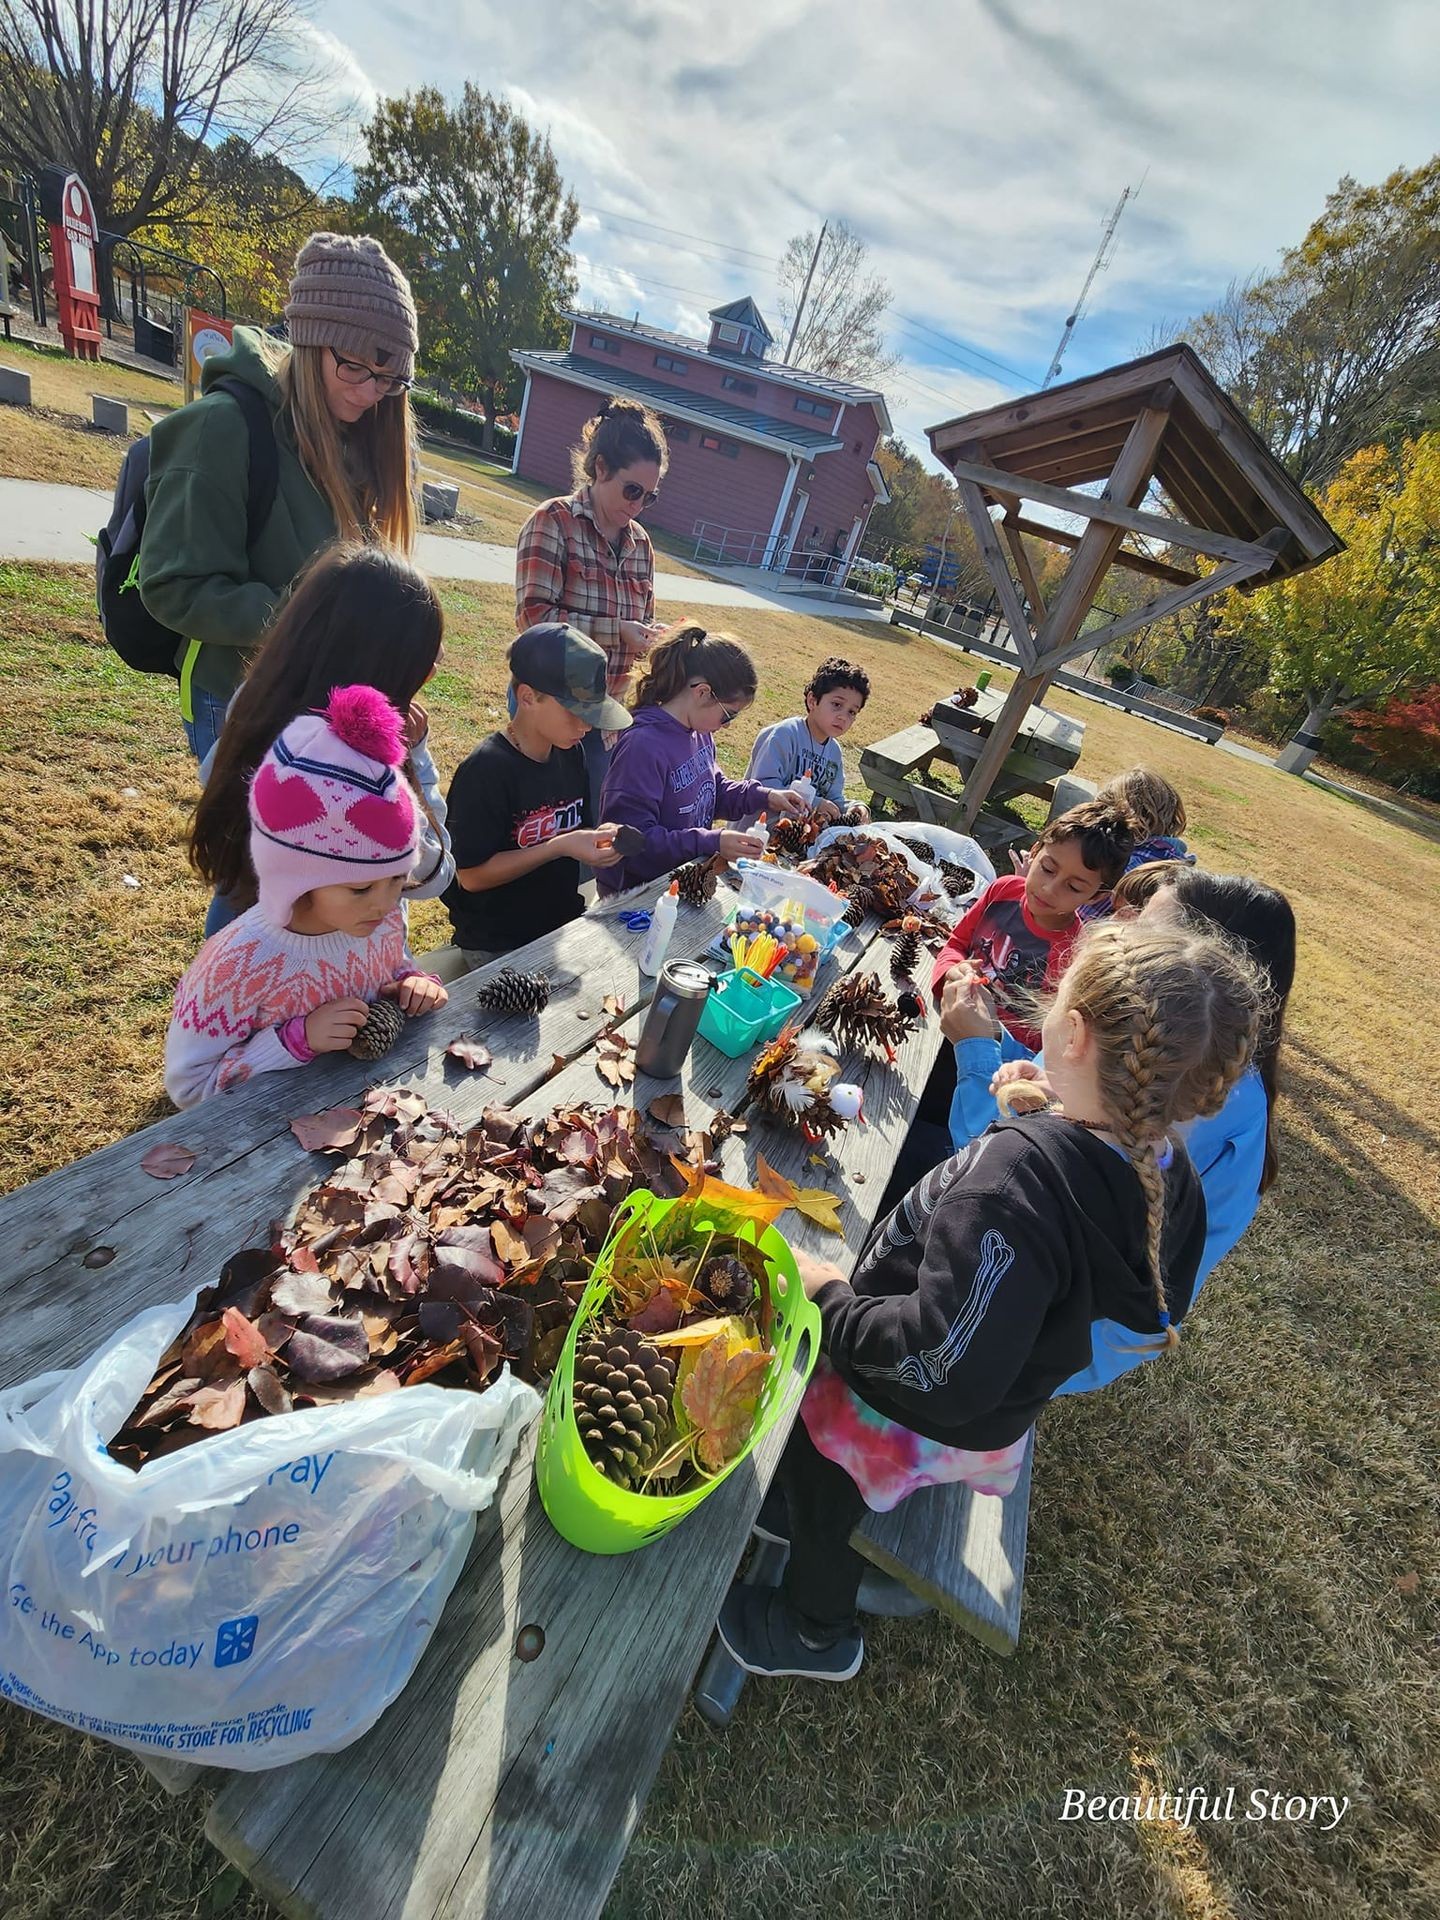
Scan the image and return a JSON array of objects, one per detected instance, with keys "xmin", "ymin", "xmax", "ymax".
[{"xmin": 691, "ymin": 519, "xmax": 854, "ymax": 587}]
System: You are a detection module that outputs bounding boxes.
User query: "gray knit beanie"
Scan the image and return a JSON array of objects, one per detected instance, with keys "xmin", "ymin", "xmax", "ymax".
[{"xmin": 284, "ymin": 233, "xmax": 418, "ymax": 381}]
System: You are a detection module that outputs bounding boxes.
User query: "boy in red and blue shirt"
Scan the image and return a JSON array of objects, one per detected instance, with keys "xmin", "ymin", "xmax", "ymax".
[{"xmin": 931, "ymin": 799, "xmax": 1139, "ymax": 1052}]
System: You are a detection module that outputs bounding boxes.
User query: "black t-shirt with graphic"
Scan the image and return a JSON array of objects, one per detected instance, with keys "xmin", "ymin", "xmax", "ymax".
[{"xmin": 442, "ymin": 732, "xmax": 589, "ymax": 951}]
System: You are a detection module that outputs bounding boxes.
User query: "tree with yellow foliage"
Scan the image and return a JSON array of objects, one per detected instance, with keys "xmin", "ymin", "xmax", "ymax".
[{"xmin": 1223, "ymin": 435, "xmax": 1440, "ymax": 772}]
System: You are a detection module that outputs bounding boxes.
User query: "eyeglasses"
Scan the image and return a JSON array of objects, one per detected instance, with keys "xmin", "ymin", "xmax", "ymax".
[
  {"xmin": 328, "ymin": 348, "xmax": 411, "ymax": 397},
  {"xmin": 715, "ymin": 698, "xmax": 741, "ymax": 726},
  {"xmin": 621, "ymin": 481, "xmax": 661, "ymax": 507}
]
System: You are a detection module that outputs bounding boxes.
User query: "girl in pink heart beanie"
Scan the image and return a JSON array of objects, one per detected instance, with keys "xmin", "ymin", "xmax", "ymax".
[{"xmin": 166, "ymin": 686, "xmax": 447, "ymax": 1107}]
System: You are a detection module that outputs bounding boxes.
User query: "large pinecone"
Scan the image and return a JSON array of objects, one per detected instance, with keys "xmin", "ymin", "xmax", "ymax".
[
  {"xmin": 574, "ymin": 1328, "xmax": 676, "ymax": 1488},
  {"xmin": 842, "ymin": 883, "xmax": 877, "ymax": 928},
  {"xmin": 889, "ymin": 917, "xmax": 922, "ymax": 982},
  {"xmin": 697, "ymin": 1254, "xmax": 755, "ymax": 1316},
  {"xmin": 349, "ymin": 998, "xmax": 405, "ymax": 1060},
  {"xmin": 897, "ymin": 833, "xmax": 936, "ymax": 866},
  {"xmin": 815, "ymin": 970, "xmax": 914, "ymax": 1059},
  {"xmin": 674, "ymin": 856, "xmax": 720, "ymax": 907},
  {"xmin": 768, "ymin": 812, "xmax": 822, "ymax": 861},
  {"xmin": 938, "ymin": 858, "xmax": 975, "ymax": 900},
  {"xmin": 476, "ymin": 965, "xmax": 551, "ymax": 1016}
]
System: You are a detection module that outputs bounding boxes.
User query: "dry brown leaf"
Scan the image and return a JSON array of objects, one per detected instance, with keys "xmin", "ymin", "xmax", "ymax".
[
  {"xmin": 446, "ymin": 1035, "xmax": 493, "ymax": 1071},
  {"xmin": 140, "ymin": 1141, "xmax": 197, "ymax": 1179},
  {"xmin": 1394, "ymin": 1571, "xmax": 1421, "ymax": 1595},
  {"xmin": 221, "ymin": 1307, "xmax": 272, "ymax": 1370},
  {"xmin": 290, "ymin": 1108, "xmax": 365, "ymax": 1153},
  {"xmin": 755, "ymin": 1155, "xmax": 798, "ymax": 1204},
  {"xmin": 680, "ymin": 1333, "xmax": 771, "ymax": 1471},
  {"xmin": 187, "ymin": 1378, "xmax": 248, "ymax": 1431}
]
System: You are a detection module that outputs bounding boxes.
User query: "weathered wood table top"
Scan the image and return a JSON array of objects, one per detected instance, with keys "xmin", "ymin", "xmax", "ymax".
[{"xmin": 0, "ymin": 875, "xmax": 942, "ymax": 1920}]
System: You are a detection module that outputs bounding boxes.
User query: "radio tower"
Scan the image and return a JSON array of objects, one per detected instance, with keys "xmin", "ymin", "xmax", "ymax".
[{"xmin": 1041, "ymin": 184, "xmax": 1137, "ymax": 389}]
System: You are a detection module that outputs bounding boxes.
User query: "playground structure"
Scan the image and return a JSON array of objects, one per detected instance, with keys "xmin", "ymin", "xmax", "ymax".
[
  {"xmin": 1, "ymin": 168, "xmax": 225, "ymax": 365},
  {"xmin": 924, "ymin": 345, "xmax": 1344, "ymax": 828}
]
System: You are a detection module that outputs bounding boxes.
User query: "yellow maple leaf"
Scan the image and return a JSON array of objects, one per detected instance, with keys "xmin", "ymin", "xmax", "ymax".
[{"xmin": 792, "ymin": 1187, "xmax": 845, "ymax": 1234}]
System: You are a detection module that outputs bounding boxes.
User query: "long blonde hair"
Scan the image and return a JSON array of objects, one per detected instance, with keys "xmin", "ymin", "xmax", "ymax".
[
  {"xmin": 275, "ymin": 342, "xmax": 417, "ymax": 553},
  {"xmin": 1053, "ymin": 921, "xmax": 1262, "ymax": 1349}
]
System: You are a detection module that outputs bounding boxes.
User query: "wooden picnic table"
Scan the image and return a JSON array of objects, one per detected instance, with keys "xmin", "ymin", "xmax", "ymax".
[
  {"xmin": 0, "ymin": 874, "xmax": 942, "ymax": 1920},
  {"xmin": 860, "ymin": 685, "xmax": 1085, "ymax": 849}
]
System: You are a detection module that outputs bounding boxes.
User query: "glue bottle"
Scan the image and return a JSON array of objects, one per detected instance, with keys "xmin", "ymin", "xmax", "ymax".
[
  {"xmin": 752, "ymin": 811, "xmax": 770, "ymax": 853},
  {"xmin": 791, "ymin": 773, "xmax": 817, "ymax": 808},
  {"xmin": 639, "ymin": 882, "xmax": 680, "ymax": 977}
]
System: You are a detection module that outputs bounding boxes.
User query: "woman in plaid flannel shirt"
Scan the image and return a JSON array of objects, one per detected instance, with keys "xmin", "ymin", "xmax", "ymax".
[{"xmin": 515, "ymin": 398, "xmax": 670, "ymax": 813}]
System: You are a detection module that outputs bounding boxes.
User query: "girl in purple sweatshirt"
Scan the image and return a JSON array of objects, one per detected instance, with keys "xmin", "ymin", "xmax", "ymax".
[{"xmin": 597, "ymin": 624, "xmax": 804, "ymax": 893}]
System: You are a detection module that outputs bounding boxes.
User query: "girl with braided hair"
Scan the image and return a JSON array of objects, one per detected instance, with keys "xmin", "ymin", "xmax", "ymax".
[
  {"xmin": 944, "ymin": 864, "xmax": 1295, "ymax": 1393},
  {"xmin": 716, "ymin": 920, "xmax": 1262, "ymax": 1683}
]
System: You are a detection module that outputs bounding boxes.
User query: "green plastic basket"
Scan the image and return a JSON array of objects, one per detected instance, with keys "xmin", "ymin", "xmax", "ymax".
[{"xmin": 537, "ymin": 1189, "xmax": 821, "ymax": 1554}]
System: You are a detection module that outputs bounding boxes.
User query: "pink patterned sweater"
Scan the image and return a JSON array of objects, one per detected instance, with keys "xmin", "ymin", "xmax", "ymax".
[{"xmin": 165, "ymin": 906, "xmax": 421, "ymax": 1108}]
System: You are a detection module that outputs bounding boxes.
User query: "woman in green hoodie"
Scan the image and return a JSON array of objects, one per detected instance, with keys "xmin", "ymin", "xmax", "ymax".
[{"xmin": 139, "ymin": 232, "xmax": 420, "ymax": 764}]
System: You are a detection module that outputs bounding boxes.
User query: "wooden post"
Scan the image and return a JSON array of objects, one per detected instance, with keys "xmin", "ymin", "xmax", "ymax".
[
  {"xmin": 954, "ymin": 472, "xmax": 1037, "ymax": 669},
  {"xmin": 1002, "ymin": 514, "xmax": 1049, "ymax": 626},
  {"xmin": 957, "ymin": 403, "xmax": 1172, "ymax": 831},
  {"xmin": 957, "ymin": 672, "xmax": 1051, "ymax": 832}
]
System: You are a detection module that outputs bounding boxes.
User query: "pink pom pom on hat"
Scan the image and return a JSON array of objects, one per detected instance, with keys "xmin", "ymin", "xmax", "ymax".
[{"xmin": 248, "ymin": 685, "xmax": 419, "ymax": 928}]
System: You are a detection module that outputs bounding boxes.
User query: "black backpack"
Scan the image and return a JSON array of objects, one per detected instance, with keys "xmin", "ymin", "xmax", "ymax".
[{"xmin": 95, "ymin": 378, "xmax": 281, "ymax": 678}]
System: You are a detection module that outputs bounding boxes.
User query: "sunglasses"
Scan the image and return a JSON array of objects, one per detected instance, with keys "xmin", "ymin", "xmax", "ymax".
[
  {"xmin": 621, "ymin": 481, "xmax": 661, "ymax": 507},
  {"xmin": 329, "ymin": 348, "xmax": 411, "ymax": 397},
  {"xmin": 700, "ymin": 687, "xmax": 741, "ymax": 725}
]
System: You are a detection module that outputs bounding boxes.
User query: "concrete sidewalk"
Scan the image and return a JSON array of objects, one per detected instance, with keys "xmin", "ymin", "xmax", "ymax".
[{"xmin": 0, "ymin": 475, "xmax": 887, "ymax": 621}]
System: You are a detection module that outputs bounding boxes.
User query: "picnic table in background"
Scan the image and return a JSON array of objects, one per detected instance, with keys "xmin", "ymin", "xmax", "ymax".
[
  {"xmin": 0, "ymin": 874, "xmax": 943, "ymax": 1920},
  {"xmin": 860, "ymin": 685, "xmax": 1085, "ymax": 852}
]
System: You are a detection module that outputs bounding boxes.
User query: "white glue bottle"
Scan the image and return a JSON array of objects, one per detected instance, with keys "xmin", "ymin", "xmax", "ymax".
[
  {"xmin": 791, "ymin": 773, "xmax": 817, "ymax": 808},
  {"xmin": 751, "ymin": 811, "xmax": 770, "ymax": 853},
  {"xmin": 640, "ymin": 882, "xmax": 680, "ymax": 977}
]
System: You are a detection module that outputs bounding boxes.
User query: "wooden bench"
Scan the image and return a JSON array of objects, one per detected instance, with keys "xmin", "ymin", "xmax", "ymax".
[{"xmin": 694, "ymin": 1437, "xmax": 1033, "ymax": 1727}]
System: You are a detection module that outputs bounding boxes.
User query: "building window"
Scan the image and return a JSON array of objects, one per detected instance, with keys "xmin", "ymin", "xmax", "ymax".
[
  {"xmin": 666, "ymin": 423, "xmax": 691, "ymax": 442},
  {"xmin": 715, "ymin": 322, "xmax": 741, "ymax": 343},
  {"xmin": 721, "ymin": 373, "xmax": 757, "ymax": 397},
  {"xmin": 794, "ymin": 395, "xmax": 833, "ymax": 419},
  {"xmin": 588, "ymin": 333, "xmax": 621, "ymax": 355},
  {"xmin": 699, "ymin": 433, "xmax": 740, "ymax": 458},
  {"xmin": 654, "ymin": 353, "xmax": 688, "ymax": 374}
]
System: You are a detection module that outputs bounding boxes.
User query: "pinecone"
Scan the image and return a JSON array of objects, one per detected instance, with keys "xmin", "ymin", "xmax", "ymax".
[
  {"xmin": 476, "ymin": 966, "xmax": 551, "ymax": 1017},
  {"xmin": 897, "ymin": 833, "xmax": 936, "ymax": 866},
  {"xmin": 674, "ymin": 856, "xmax": 720, "ymax": 907},
  {"xmin": 939, "ymin": 858, "xmax": 975, "ymax": 900},
  {"xmin": 768, "ymin": 811, "xmax": 822, "ymax": 861},
  {"xmin": 814, "ymin": 970, "xmax": 914, "ymax": 1060},
  {"xmin": 697, "ymin": 1254, "xmax": 755, "ymax": 1316},
  {"xmin": 842, "ymin": 804, "xmax": 869, "ymax": 827},
  {"xmin": 349, "ymin": 998, "xmax": 405, "ymax": 1060},
  {"xmin": 573, "ymin": 1328, "xmax": 676, "ymax": 1488},
  {"xmin": 842, "ymin": 883, "xmax": 877, "ymax": 928},
  {"xmin": 889, "ymin": 916, "xmax": 923, "ymax": 982}
]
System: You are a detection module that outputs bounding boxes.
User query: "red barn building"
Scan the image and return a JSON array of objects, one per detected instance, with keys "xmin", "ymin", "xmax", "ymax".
[{"xmin": 510, "ymin": 296, "xmax": 891, "ymax": 580}]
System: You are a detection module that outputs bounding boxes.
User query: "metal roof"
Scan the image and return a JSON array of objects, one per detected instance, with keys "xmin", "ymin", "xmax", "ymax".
[
  {"xmin": 511, "ymin": 351, "xmax": 846, "ymax": 455},
  {"xmin": 561, "ymin": 309, "xmax": 892, "ymax": 426}
]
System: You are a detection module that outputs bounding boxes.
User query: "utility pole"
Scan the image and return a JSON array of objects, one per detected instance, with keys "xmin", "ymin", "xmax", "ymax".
[
  {"xmin": 783, "ymin": 219, "xmax": 827, "ymax": 363},
  {"xmin": 1041, "ymin": 184, "xmax": 1137, "ymax": 389}
]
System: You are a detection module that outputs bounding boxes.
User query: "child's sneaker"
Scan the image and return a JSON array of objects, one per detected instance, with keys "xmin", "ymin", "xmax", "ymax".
[{"xmin": 716, "ymin": 1585, "xmax": 863, "ymax": 1681}]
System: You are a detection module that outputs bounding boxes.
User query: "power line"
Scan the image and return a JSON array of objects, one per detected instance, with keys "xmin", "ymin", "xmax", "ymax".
[
  {"xmin": 894, "ymin": 311, "xmax": 1032, "ymax": 385},
  {"xmin": 580, "ymin": 206, "xmax": 775, "ymax": 269}
]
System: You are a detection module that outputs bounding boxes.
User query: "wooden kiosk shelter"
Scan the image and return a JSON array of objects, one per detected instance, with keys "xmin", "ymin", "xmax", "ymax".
[{"xmin": 925, "ymin": 345, "xmax": 1342, "ymax": 827}]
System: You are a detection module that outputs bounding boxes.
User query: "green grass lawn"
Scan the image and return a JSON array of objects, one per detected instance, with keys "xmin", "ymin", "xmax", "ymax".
[{"xmin": 0, "ymin": 563, "xmax": 1436, "ymax": 1920}]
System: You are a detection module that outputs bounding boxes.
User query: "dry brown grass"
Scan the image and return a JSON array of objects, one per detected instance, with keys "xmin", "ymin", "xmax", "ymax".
[
  {"xmin": 1, "ymin": 564, "xmax": 1436, "ymax": 1920},
  {"xmin": 0, "ymin": 340, "xmax": 179, "ymax": 488}
]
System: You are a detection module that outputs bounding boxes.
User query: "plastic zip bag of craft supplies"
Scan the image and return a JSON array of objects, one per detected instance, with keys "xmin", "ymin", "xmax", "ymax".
[{"xmin": 715, "ymin": 860, "xmax": 851, "ymax": 995}]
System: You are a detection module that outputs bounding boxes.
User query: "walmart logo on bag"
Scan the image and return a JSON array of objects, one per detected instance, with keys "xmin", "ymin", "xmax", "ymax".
[{"xmin": 214, "ymin": 1615, "xmax": 260, "ymax": 1668}]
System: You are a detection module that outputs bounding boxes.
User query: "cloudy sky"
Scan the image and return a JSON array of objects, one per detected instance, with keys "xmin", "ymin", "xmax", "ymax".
[{"xmin": 307, "ymin": 0, "xmax": 1437, "ymax": 467}]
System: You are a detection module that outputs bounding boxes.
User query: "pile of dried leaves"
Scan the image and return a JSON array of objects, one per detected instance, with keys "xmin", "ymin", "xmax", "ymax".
[
  {"xmin": 806, "ymin": 832, "xmax": 937, "ymax": 919},
  {"xmin": 108, "ymin": 1090, "xmax": 715, "ymax": 1470}
]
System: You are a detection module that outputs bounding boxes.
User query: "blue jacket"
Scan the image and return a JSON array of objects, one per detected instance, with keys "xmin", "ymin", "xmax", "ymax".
[{"xmin": 946, "ymin": 1040, "xmax": 1267, "ymax": 1395}]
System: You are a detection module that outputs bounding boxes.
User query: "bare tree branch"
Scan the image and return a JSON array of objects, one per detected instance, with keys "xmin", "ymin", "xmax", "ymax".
[{"xmin": 776, "ymin": 217, "xmax": 898, "ymax": 385}]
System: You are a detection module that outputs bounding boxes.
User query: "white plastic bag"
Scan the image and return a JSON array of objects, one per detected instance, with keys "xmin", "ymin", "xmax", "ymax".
[
  {"xmin": 809, "ymin": 823, "xmax": 996, "ymax": 915},
  {"xmin": 0, "ymin": 1290, "xmax": 539, "ymax": 1770}
]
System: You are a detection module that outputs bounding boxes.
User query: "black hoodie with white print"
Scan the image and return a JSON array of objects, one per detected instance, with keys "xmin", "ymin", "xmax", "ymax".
[{"xmin": 812, "ymin": 1113, "xmax": 1206, "ymax": 1450}]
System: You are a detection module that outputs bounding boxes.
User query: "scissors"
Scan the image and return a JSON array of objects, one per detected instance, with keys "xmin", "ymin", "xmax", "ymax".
[{"xmin": 615, "ymin": 909, "xmax": 653, "ymax": 932}]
